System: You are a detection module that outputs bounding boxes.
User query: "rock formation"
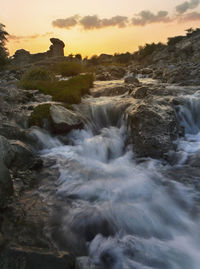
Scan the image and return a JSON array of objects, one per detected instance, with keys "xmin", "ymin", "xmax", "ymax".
[{"xmin": 13, "ymin": 38, "xmax": 65, "ymax": 64}]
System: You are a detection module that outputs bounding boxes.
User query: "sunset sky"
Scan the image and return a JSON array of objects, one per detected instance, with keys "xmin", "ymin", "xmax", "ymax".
[{"xmin": 1, "ymin": 0, "xmax": 200, "ymax": 57}]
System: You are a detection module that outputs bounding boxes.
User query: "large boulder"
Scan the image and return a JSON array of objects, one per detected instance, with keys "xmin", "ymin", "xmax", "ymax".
[
  {"xmin": 29, "ymin": 104, "xmax": 84, "ymax": 135},
  {"xmin": 127, "ymin": 102, "xmax": 179, "ymax": 159},
  {"xmin": 0, "ymin": 247, "xmax": 77, "ymax": 269},
  {"xmin": 50, "ymin": 105, "xmax": 83, "ymax": 134},
  {"xmin": 0, "ymin": 135, "xmax": 39, "ymax": 170}
]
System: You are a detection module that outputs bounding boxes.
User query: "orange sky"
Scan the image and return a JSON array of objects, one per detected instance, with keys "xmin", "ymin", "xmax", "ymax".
[{"xmin": 1, "ymin": 0, "xmax": 200, "ymax": 57}]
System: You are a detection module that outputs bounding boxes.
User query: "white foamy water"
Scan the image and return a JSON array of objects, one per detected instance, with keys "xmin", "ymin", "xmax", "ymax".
[{"xmin": 33, "ymin": 88, "xmax": 200, "ymax": 269}]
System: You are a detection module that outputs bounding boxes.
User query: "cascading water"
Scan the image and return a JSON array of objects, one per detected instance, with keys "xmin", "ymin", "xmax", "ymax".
[{"xmin": 33, "ymin": 90, "xmax": 200, "ymax": 269}]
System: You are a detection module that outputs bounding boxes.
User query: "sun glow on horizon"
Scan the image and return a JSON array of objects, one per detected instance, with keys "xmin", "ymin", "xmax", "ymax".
[{"xmin": 2, "ymin": 0, "xmax": 200, "ymax": 57}]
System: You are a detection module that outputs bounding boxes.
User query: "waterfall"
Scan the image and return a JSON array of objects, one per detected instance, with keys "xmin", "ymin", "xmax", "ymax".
[{"xmin": 33, "ymin": 92, "xmax": 200, "ymax": 269}]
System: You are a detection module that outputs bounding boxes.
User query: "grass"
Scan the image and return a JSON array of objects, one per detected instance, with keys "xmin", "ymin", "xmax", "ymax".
[{"xmin": 20, "ymin": 67, "xmax": 94, "ymax": 104}]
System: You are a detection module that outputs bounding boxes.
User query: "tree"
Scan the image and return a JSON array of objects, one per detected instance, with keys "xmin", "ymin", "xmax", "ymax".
[
  {"xmin": 75, "ymin": 54, "xmax": 82, "ymax": 61},
  {"xmin": 0, "ymin": 23, "xmax": 9, "ymax": 66}
]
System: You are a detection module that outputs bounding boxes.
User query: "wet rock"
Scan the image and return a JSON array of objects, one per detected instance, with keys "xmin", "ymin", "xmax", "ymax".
[
  {"xmin": 131, "ymin": 86, "xmax": 148, "ymax": 99},
  {"xmin": 0, "ymin": 159, "xmax": 13, "ymax": 207},
  {"xmin": 124, "ymin": 75, "xmax": 140, "ymax": 85},
  {"xmin": 50, "ymin": 105, "xmax": 84, "ymax": 134},
  {"xmin": 95, "ymin": 72, "xmax": 112, "ymax": 81},
  {"xmin": 127, "ymin": 103, "xmax": 179, "ymax": 158},
  {"xmin": 0, "ymin": 135, "xmax": 15, "ymax": 167},
  {"xmin": 92, "ymin": 85, "xmax": 131, "ymax": 97},
  {"xmin": 10, "ymin": 140, "xmax": 38, "ymax": 169},
  {"xmin": 0, "ymin": 247, "xmax": 78, "ymax": 269},
  {"xmin": 0, "ymin": 123, "xmax": 26, "ymax": 141}
]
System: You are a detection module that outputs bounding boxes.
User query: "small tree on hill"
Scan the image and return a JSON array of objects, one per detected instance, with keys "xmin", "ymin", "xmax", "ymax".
[{"xmin": 0, "ymin": 23, "xmax": 9, "ymax": 66}]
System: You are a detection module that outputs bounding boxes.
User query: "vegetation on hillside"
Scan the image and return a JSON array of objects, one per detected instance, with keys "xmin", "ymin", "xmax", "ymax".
[
  {"xmin": 20, "ymin": 67, "xmax": 93, "ymax": 104},
  {"xmin": 0, "ymin": 23, "xmax": 9, "ymax": 67}
]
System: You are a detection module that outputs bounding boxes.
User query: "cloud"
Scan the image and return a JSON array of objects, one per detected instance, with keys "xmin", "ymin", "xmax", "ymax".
[
  {"xmin": 52, "ymin": 15, "xmax": 79, "ymax": 29},
  {"xmin": 132, "ymin": 10, "xmax": 170, "ymax": 26},
  {"xmin": 178, "ymin": 11, "xmax": 200, "ymax": 21},
  {"xmin": 52, "ymin": 15, "xmax": 129, "ymax": 30},
  {"xmin": 176, "ymin": 0, "xmax": 200, "ymax": 14},
  {"xmin": 8, "ymin": 32, "xmax": 53, "ymax": 42},
  {"xmin": 79, "ymin": 15, "xmax": 128, "ymax": 29}
]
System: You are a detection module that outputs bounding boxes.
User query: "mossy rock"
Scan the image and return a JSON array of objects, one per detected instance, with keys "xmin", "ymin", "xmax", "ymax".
[
  {"xmin": 29, "ymin": 104, "xmax": 83, "ymax": 134},
  {"xmin": 29, "ymin": 104, "xmax": 52, "ymax": 129}
]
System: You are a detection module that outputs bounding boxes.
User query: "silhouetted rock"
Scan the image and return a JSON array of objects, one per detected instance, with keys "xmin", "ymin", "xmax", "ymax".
[{"xmin": 48, "ymin": 38, "xmax": 65, "ymax": 57}]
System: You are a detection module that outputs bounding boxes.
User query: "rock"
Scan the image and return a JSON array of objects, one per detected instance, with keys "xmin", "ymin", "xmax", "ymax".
[
  {"xmin": 95, "ymin": 72, "xmax": 112, "ymax": 81},
  {"xmin": 0, "ymin": 160, "xmax": 13, "ymax": 207},
  {"xmin": 131, "ymin": 86, "xmax": 148, "ymax": 99},
  {"xmin": 10, "ymin": 140, "xmax": 38, "ymax": 169},
  {"xmin": 0, "ymin": 123, "xmax": 26, "ymax": 141},
  {"xmin": 48, "ymin": 38, "xmax": 65, "ymax": 57},
  {"xmin": 0, "ymin": 247, "xmax": 78, "ymax": 269},
  {"xmin": 92, "ymin": 85, "xmax": 131, "ymax": 97},
  {"xmin": 13, "ymin": 49, "xmax": 31, "ymax": 64},
  {"xmin": 127, "ymin": 103, "xmax": 179, "ymax": 158},
  {"xmin": 0, "ymin": 135, "xmax": 15, "ymax": 167},
  {"xmin": 0, "ymin": 135, "xmax": 40, "ymax": 170},
  {"xmin": 124, "ymin": 75, "xmax": 140, "ymax": 85},
  {"xmin": 50, "ymin": 105, "xmax": 84, "ymax": 134}
]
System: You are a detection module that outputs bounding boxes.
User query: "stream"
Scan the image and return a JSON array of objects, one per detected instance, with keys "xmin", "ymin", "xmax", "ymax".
[{"xmin": 32, "ymin": 81, "xmax": 200, "ymax": 269}]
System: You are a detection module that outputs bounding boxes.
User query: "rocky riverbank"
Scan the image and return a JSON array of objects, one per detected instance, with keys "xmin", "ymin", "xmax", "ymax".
[{"xmin": 1, "ymin": 45, "xmax": 200, "ymax": 268}]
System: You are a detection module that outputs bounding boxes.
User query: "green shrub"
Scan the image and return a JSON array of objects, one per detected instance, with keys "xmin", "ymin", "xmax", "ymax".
[
  {"xmin": 21, "ymin": 67, "xmax": 55, "ymax": 82},
  {"xmin": 20, "ymin": 73, "xmax": 94, "ymax": 104},
  {"xmin": 57, "ymin": 61, "xmax": 83, "ymax": 76}
]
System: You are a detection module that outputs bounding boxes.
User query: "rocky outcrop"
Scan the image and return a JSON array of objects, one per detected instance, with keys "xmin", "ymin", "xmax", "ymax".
[
  {"xmin": 48, "ymin": 38, "xmax": 65, "ymax": 57},
  {"xmin": 13, "ymin": 38, "xmax": 65, "ymax": 64}
]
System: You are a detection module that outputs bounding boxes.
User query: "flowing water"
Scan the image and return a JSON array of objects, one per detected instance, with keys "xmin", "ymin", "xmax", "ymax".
[{"xmin": 32, "ymin": 82, "xmax": 200, "ymax": 269}]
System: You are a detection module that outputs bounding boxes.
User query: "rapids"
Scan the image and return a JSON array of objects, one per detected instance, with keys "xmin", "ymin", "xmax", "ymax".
[{"xmin": 32, "ymin": 82, "xmax": 200, "ymax": 269}]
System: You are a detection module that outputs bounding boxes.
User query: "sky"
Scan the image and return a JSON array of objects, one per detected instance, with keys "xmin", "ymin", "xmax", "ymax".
[{"xmin": 1, "ymin": 0, "xmax": 200, "ymax": 57}]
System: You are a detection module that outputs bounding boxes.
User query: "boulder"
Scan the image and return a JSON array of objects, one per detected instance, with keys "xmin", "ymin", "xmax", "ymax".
[
  {"xmin": 124, "ymin": 75, "xmax": 140, "ymax": 85},
  {"xmin": 29, "ymin": 104, "xmax": 84, "ymax": 135},
  {"xmin": 0, "ymin": 247, "xmax": 77, "ymax": 269},
  {"xmin": 10, "ymin": 140, "xmax": 38, "ymax": 169},
  {"xmin": 50, "ymin": 105, "xmax": 84, "ymax": 134},
  {"xmin": 127, "ymin": 103, "xmax": 179, "ymax": 158},
  {"xmin": 0, "ymin": 160, "xmax": 13, "ymax": 207},
  {"xmin": 131, "ymin": 86, "xmax": 148, "ymax": 99}
]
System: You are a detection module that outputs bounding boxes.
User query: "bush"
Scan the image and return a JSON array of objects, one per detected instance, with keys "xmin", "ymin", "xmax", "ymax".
[
  {"xmin": 21, "ymin": 67, "xmax": 55, "ymax": 81},
  {"xmin": 138, "ymin": 42, "xmax": 165, "ymax": 58},
  {"xmin": 0, "ymin": 23, "xmax": 9, "ymax": 67},
  {"xmin": 167, "ymin": 36, "xmax": 184, "ymax": 46},
  {"xmin": 20, "ymin": 73, "xmax": 94, "ymax": 104},
  {"xmin": 57, "ymin": 61, "xmax": 83, "ymax": 76}
]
